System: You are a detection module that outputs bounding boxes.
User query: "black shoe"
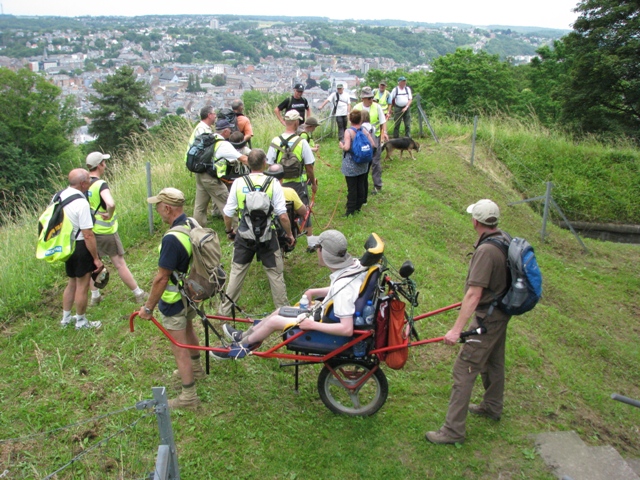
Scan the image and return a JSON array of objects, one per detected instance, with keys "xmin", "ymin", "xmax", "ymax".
[{"xmin": 222, "ymin": 323, "xmax": 244, "ymax": 343}]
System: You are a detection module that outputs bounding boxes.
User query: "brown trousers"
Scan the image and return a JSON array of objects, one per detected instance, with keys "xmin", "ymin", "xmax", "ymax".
[{"xmin": 441, "ymin": 314, "xmax": 510, "ymax": 440}]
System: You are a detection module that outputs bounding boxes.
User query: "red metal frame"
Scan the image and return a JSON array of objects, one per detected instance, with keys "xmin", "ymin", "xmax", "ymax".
[{"xmin": 128, "ymin": 300, "xmax": 461, "ymax": 363}]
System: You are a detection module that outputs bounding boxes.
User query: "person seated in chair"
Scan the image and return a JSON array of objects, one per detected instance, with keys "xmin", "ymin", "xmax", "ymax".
[{"xmin": 212, "ymin": 230, "xmax": 366, "ymax": 358}]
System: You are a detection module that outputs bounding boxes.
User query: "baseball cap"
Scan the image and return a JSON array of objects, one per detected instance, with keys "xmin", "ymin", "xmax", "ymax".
[
  {"xmin": 379, "ymin": 81, "xmax": 387, "ymax": 86},
  {"xmin": 147, "ymin": 187, "xmax": 185, "ymax": 207},
  {"xmin": 215, "ymin": 118, "xmax": 232, "ymax": 131},
  {"xmin": 307, "ymin": 230, "xmax": 353, "ymax": 270},
  {"xmin": 284, "ymin": 110, "xmax": 301, "ymax": 121},
  {"xmin": 466, "ymin": 199, "xmax": 500, "ymax": 226},
  {"xmin": 360, "ymin": 86, "xmax": 374, "ymax": 98},
  {"xmin": 294, "ymin": 83, "xmax": 305, "ymax": 91},
  {"xmin": 337, "ymin": 83, "xmax": 344, "ymax": 88},
  {"xmin": 398, "ymin": 76, "xmax": 407, "ymax": 82},
  {"xmin": 91, "ymin": 265, "xmax": 110, "ymax": 289},
  {"xmin": 86, "ymin": 152, "xmax": 110, "ymax": 168}
]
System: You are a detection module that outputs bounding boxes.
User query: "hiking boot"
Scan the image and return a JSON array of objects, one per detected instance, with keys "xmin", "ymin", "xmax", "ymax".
[
  {"xmin": 222, "ymin": 324, "xmax": 244, "ymax": 343},
  {"xmin": 89, "ymin": 294, "xmax": 103, "ymax": 306},
  {"xmin": 468, "ymin": 403, "xmax": 501, "ymax": 421},
  {"xmin": 134, "ymin": 291, "xmax": 149, "ymax": 304},
  {"xmin": 75, "ymin": 320, "xmax": 102, "ymax": 330},
  {"xmin": 167, "ymin": 392, "xmax": 201, "ymax": 409},
  {"xmin": 425, "ymin": 429, "xmax": 464, "ymax": 445},
  {"xmin": 172, "ymin": 358, "xmax": 206, "ymax": 380},
  {"xmin": 60, "ymin": 315, "xmax": 76, "ymax": 328}
]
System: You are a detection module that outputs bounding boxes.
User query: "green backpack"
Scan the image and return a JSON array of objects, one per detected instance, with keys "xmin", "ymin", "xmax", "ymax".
[{"xmin": 36, "ymin": 192, "xmax": 85, "ymax": 263}]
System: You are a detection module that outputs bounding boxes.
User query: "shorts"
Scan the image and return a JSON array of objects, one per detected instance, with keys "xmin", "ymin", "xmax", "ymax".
[
  {"xmin": 65, "ymin": 240, "xmax": 95, "ymax": 278},
  {"xmin": 162, "ymin": 305, "xmax": 197, "ymax": 331},
  {"xmin": 96, "ymin": 232, "xmax": 125, "ymax": 257}
]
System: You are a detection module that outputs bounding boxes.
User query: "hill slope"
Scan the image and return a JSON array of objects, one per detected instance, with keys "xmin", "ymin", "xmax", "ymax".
[{"xmin": 0, "ymin": 120, "xmax": 638, "ymax": 479}]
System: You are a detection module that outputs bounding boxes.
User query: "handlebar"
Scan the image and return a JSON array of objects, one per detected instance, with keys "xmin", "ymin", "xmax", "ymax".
[{"xmin": 459, "ymin": 326, "xmax": 486, "ymax": 342}]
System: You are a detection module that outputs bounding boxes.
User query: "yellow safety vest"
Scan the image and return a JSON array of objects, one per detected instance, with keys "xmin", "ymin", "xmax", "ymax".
[
  {"xmin": 373, "ymin": 89, "xmax": 391, "ymax": 114},
  {"xmin": 271, "ymin": 134, "xmax": 307, "ymax": 182},
  {"xmin": 88, "ymin": 178, "xmax": 118, "ymax": 235},
  {"xmin": 235, "ymin": 174, "xmax": 276, "ymax": 219},
  {"xmin": 354, "ymin": 102, "xmax": 381, "ymax": 137},
  {"xmin": 159, "ymin": 227, "xmax": 192, "ymax": 305}
]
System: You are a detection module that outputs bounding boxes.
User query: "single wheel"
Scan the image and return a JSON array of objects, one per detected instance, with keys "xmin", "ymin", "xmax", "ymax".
[{"xmin": 317, "ymin": 359, "xmax": 388, "ymax": 416}]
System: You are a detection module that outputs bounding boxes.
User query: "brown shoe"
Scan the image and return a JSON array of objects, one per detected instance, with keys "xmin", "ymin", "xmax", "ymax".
[
  {"xmin": 468, "ymin": 403, "xmax": 501, "ymax": 421},
  {"xmin": 167, "ymin": 392, "xmax": 201, "ymax": 409},
  {"xmin": 425, "ymin": 429, "xmax": 464, "ymax": 445}
]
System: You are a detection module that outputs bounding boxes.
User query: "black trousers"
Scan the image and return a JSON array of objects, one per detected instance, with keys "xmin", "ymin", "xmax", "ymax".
[
  {"xmin": 345, "ymin": 173, "xmax": 367, "ymax": 215},
  {"xmin": 336, "ymin": 116, "xmax": 348, "ymax": 142}
]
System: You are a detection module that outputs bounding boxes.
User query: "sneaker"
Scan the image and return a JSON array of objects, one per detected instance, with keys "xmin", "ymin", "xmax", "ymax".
[
  {"xmin": 167, "ymin": 393, "xmax": 201, "ymax": 409},
  {"xmin": 89, "ymin": 294, "xmax": 103, "ymax": 306},
  {"xmin": 209, "ymin": 348, "xmax": 232, "ymax": 361},
  {"xmin": 75, "ymin": 320, "xmax": 102, "ymax": 330},
  {"xmin": 425, "ymin": 429, "xmax": 464, "ymax": 445},
  {"xmin": 60, "ymin": 315, "xmax": 76, "ymax": 328},
  {"xmin": 134, "ymin": 291, "xmax": 149, "ymax": 304},
  {"xmin": 468, "ymin": 403, "xmax": 501, "ymax": 421},
  {"xmin": 222, "ymin": 324, "xmax": 244, "ymax": 343}
]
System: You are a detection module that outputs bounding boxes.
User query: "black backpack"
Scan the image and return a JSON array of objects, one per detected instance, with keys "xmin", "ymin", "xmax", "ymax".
[
  {"xmin": 217, "ymin": 108, "xmax": 241, "ymax": 133},
  {"xmin": 270, "ymin": 134, "xmax": 304, "ymax": 180},
  {"xmin": 186, "ymin": 133, "xmax": 219, "ymax": 174},
  {"xmin": 236, "ymin": 175, "xmax": 276, "ymax": 244}
]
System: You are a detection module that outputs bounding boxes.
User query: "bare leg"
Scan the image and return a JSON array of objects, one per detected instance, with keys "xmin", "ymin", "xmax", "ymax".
[{"xmin": 74, "ymin": 273, "xmax": 91, "ymax": 316}]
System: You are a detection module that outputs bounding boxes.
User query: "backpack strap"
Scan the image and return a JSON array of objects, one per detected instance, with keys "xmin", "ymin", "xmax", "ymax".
[
  {"xmin": 243, "ymin": 175, "xmax": 256, "ymax": 191},
  {"xmin": 476, "ymin": 232, "xmax": 512, "ymax": 322}
]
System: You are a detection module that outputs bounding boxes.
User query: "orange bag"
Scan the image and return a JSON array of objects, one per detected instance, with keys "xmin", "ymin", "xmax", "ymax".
[{"xmin": 385, "ymin": 299, "xmax": 409, "ymax": 370}]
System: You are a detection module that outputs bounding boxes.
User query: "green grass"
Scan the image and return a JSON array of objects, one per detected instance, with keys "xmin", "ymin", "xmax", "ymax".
[{"xmin": 0, "ymin": 114, "xmax": 639, "ymax": 479}]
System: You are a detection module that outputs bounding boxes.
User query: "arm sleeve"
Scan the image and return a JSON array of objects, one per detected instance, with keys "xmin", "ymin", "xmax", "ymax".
[
  {"xmin": 77, "ymin": 201, "xmax": 94, "ymax": 230},
  {"xmin": 466, "ymin": 247, "xmax": 494, "ymax": 288},
  {"xmin": 270, "ymin": 181, "xmax": 287, "ymax": 216},
  {"xmin": 216, "ymin": 142, "xmax": 242, "ymax": 162},
  {"xmin": 277, "ymin": 98, "xmax": 288, "ymax": 111},
  {"xmin": 301, "ymin": 140, "xmax": 315, "ymax": 165},
  {"xmin": 223, "ymin": 180, "xmax": 240, "ymax": 218}
]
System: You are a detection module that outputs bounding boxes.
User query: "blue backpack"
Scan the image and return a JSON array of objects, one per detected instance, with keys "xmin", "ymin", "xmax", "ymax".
[
  {"xmin": 481, "ymin": 234, "xmax": 542, "ymax": 316},
  {"xmin": 349, "ymin": 127, "xmax": 373, "ymax": 164}
]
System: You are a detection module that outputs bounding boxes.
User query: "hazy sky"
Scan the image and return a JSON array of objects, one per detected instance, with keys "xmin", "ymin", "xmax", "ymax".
[{"xmin": 1, "ymin": 0, "xmax": 580, "ymax": 30}]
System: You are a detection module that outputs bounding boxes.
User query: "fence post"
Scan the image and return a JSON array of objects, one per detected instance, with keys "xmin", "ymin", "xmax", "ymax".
[
  {"xmin": 541, "ymin": 182, "xmax": 553, "ymax": 244},
  {"xmin": 152, "ymin": 387, "xmax": 180, "ymax": 480},
  {"xmin": 146, "ymin": 162, "xmax": 154, "ymax": 235},
  {"xmin": 470, "ymin": 115, "xmax": 478, "ymax": 166}
]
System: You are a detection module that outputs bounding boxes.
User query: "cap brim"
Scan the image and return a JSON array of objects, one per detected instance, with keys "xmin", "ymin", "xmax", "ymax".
[
  {"xmin": 307, "ymin": 235, "xmax": 321, "ymax": 249},
  {"xmin": 466, "ymin": 204, "xmax": 475, "ymax": 214},
  {"xmin": 147, "ymin": 196, "xmax": 162, "ymax": 204}
]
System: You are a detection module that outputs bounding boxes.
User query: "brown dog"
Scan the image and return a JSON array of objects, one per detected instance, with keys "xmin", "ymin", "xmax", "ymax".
[{"xmin": 381, "ymin": 137, "xmax": 420, "ymax": 160}]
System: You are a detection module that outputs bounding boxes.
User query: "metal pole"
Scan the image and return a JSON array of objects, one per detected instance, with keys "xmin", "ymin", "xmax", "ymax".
[
  {"xmin": 152, "ymin": 387, "xmax": 180, "ymax": 480},
  {"xmin": 470, "ymin": 115, "xmax": 478, "ymax": 166},
  {"xmin": 541, "ymin": 182, "xmax": 552, "ymax": 244},
  {"xmin": 146, "ymin": 162, "xmax": 154, "ymax": 235},
  {"xmin": 550, "ymin": 198, "xmax": 589, "ymax": 253}
]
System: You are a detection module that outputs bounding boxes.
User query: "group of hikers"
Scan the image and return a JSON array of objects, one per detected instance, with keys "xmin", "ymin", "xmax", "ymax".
[{"xmin": 48, "ymin": 77, "xmax": 537, "ymax": 445}]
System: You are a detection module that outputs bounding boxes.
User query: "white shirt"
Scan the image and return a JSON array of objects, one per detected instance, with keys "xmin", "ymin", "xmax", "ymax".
[
  {"xmin": 223, "ymin": 173, "xmax": 288, "ymax": 218},
  {"xmin": 326, "ymin": 91, "xmax": 350, "ymax": 117},
  {"xmin": 58, "ymin": 187, "xmax": 93, "ymax": 241},
  {"xmin": 323, "ymin": 261, "xmax": 366, "ymax": 319},
  {"xmin": 389, "ymin": 85, "xmax": 412, "ymax": 107},
  {"xmin": 215, "ymin": 140, "xmax": 243, "ymax": 162},
  {"xmin": 266, "ymin": 135, "xmax": 315, "ymax": 166}
]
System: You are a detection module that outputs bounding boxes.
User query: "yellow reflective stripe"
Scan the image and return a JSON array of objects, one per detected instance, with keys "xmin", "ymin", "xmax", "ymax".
[
  {"xmin": 159, "ymin": 229, "xmax": 192, "ymax": 304},
  {"xmin": 94, "ymin": 214, "xmax": 118, "ymax": 228}
]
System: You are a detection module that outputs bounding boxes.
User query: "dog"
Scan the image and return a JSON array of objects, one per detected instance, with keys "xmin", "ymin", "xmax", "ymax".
[{"xmin": 381, "ymin": 137, "xmax": 420, "ymax": 160}]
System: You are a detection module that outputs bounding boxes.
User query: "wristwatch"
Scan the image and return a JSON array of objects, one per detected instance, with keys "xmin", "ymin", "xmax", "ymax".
[{"xmin": 143, "ymin": 306, "xmax": 153, "ymax": 315}]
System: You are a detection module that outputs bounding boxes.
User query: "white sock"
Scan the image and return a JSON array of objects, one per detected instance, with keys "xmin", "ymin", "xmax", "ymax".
[
  {"xmin": 91, "ymin": 290, "xmax": 101, "ymax": 298},
  {"xmin": 132, "ymin": 287, "xmax": 143, "ymax": 296},
  {"xmin": 76, "ymin": 314, "xmax": 87, "ymax": 324},
  {"xmin": 62, "ymin": 310, "xmax": 72, "ymax": 321}
]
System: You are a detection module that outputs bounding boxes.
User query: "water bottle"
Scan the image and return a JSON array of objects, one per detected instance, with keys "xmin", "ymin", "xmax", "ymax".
[
  {"xmin": 511, "ymin": 278, "xmax": 528, "ymax": 307},
  {"xmin": 299, "ymin": 294, "xmax": 309, "ymax": 311},
  {"xmin": 363, "ymin": 300, "xmax": 375, "ymax": 327},
  {"xmin": 353, "ymin": 341, "xmax": 366, "ymax": 358},
  {"xmin": 354, "ymin": 311, "xmax": 365, "ymax": 327}
]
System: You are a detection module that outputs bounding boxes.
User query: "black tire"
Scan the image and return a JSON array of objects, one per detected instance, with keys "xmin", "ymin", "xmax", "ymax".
[{"xmin": 317, "ymin": 360, "xmax": 388, "ymax": 416}]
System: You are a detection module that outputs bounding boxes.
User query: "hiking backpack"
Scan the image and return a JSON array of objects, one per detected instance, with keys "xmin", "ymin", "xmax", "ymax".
[
  {"xmin": 237, "ymin": 175, "xmax": 276, "ymax": 244},
  {"xmin": 481, "ymin": 233, "xmax": 543, "ymax": 316},
  {"xmin": 349, "ymin": 127, "xmax": 373, "ymax": 164},
  {"xmin": 186, "ymin": 133, "xmax": 219, "ymax": 173},
  {"xmin": 270, "ymin": 134, "xmax": 304, "ymax": 179},
  {"xmin": 217, "ymin": 107, "xmax": 240, "ymax": 133},
  {"xmin": 36, "ymin": 192, "xmax": 85, "ymax": 263},
  {"xmin": 169, "ymin": 217, "xmax": 225, "ymax": 302}
]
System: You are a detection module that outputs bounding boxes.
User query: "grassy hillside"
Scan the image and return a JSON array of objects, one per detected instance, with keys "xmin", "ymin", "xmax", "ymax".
[{"xmin": 0, "ymin": 112, "xmax": 639, "ymax": 479}]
